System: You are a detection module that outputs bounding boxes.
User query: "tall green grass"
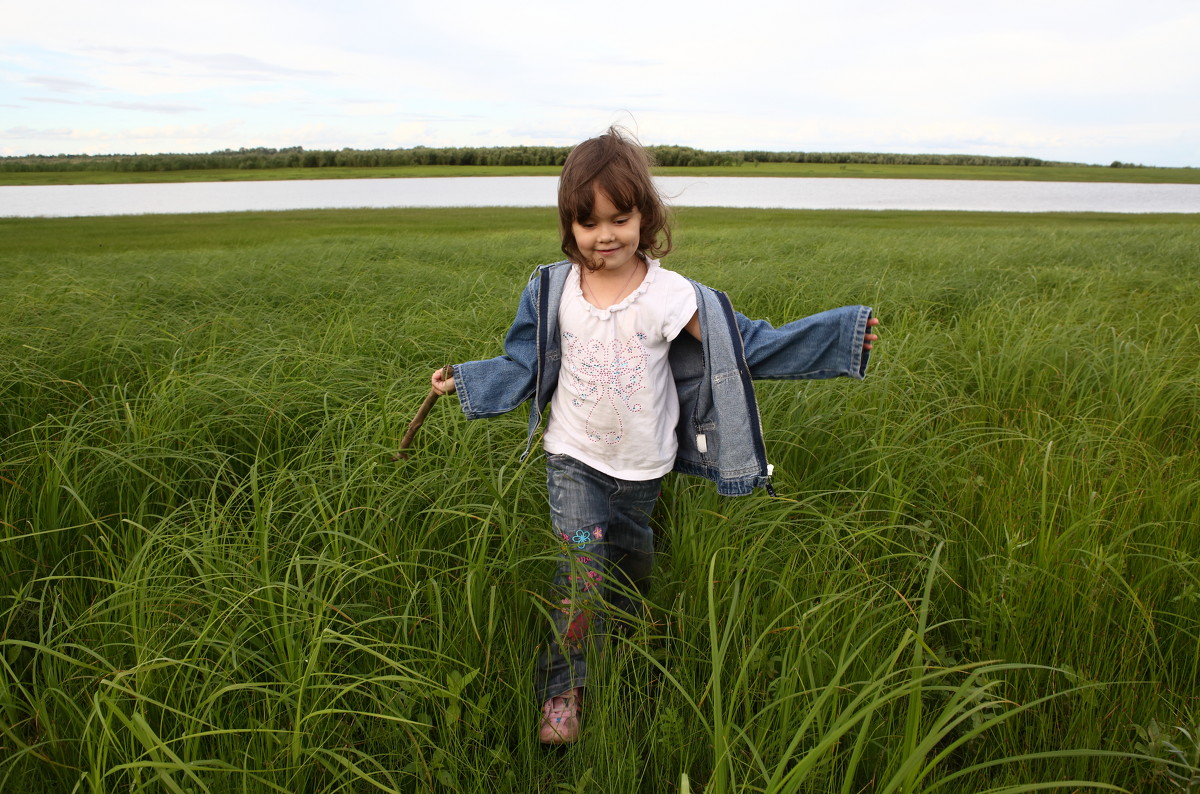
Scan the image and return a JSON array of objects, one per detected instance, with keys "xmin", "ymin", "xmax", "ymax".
[{"xmin": 1, "ymin": 208, "xmax": 1197, "ymax": 792}]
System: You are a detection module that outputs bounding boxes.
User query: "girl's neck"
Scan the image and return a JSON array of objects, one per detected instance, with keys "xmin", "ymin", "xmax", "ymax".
[{"xmin": 579, "ymin": 257, "xmax": 646, "ymax": 310}]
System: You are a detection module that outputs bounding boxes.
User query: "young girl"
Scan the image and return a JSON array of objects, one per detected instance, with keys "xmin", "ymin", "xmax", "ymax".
[{"xmin": 430, "ymin": 127, "xmax": 879, "ymax": 745}]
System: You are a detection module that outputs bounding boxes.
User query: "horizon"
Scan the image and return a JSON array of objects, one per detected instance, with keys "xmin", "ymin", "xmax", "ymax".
[
  {"xmin": 3, "ymin": 0, "xmax": 1198, "ymax": 169},
  {"xmin": 0, "ymin": 143, "xmax": 1111, "ymax": 168}
]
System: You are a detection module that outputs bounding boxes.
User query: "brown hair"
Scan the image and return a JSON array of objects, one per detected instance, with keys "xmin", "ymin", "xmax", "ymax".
[{"xmin": 558, "ymin": 126, "xmax": 673, "ymax": 270}]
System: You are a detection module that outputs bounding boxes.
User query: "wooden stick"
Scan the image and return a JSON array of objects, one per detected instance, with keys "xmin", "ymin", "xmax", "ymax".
[{"xmin": 392, "ymin": 365, "xmax": 452, "ymax": 460}]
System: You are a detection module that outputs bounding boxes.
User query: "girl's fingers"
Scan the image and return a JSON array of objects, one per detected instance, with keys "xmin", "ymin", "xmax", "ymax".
[{"xmin": 864, "ymin": 318, "xmax": 880, "ymax": 349}]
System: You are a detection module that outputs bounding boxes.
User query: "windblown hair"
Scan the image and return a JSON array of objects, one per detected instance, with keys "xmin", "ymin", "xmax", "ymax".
[{"xmin": 558, "ymin": 126, "xmax": 673, "ymax": 271}]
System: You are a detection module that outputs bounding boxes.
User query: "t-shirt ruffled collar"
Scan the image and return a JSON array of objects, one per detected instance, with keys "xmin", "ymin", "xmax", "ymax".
[{"xmin": 570, "ymin": 258, "xmax": 661, "ymax": 320}]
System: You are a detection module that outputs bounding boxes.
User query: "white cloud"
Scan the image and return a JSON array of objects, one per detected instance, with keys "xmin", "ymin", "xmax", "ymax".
[{"xmin": 1, "ymin": 0, "xmax": 1197, "ymax": 165}]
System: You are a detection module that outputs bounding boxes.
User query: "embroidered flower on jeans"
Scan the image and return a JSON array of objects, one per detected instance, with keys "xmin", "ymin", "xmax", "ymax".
[
  {"xmin": 565, "ymin": 608, "xmax": 592, "ymax": 642},
  {"xmin": 568, "ymin": 569, "xmax": 604, "ymax": 591},
  {"xmin": 571, "ymin": 529, "xmax": 591, "ymax": 547}
]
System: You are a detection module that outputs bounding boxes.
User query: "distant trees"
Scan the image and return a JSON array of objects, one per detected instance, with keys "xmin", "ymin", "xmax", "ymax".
[
  {"xmin": 0, "ymin": 145, "xmax": 1084, "ymax": 173},
  {"xmin": 646, "ymin": 146, "xmax": 1070, "ymax": 168}
]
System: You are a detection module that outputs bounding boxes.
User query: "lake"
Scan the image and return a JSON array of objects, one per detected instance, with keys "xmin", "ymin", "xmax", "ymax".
[{"xmin": 2, "ymin": 176, "xmax": 1199, "ymax": 218}]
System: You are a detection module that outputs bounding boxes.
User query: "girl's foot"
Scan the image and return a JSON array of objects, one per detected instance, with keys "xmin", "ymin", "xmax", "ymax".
[{"xmin": 539, "ymin": 687, "xmax": 582, "ymax": 745}]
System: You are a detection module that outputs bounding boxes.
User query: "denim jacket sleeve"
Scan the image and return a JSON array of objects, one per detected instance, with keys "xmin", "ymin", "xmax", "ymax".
[
  {"xmin": 671, "ymin": 280, "xmax": 873, "ymax": 496},
  {"xmin": 737, "ymin": 305, "xmax": 873, "ymax": 381},
  {"xmin": 452, "ymin": 274, "xmax": 540, "ymax": 419}
]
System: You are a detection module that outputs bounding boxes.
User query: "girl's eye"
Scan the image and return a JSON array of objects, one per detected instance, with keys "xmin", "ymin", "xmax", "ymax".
[{"xmin": 615, "ymin": 217, "xmax": 629, "ymax": 224}]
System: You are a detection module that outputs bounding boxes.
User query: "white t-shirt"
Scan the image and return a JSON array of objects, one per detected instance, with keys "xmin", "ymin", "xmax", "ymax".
[{"xmin": 543, "ymin": 259, "xmax": 698, "ymax": 480}]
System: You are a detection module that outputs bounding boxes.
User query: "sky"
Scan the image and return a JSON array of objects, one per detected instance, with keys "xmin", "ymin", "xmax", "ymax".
[{"xmin": 2, "ymin": 0, "xmax": 1197, "ymax": 167}]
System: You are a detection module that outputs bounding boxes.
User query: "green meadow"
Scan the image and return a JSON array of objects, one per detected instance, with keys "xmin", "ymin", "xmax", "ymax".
[{"xmin": 1, "ymin": 207, "xmax": 1198, "ymax": 792}]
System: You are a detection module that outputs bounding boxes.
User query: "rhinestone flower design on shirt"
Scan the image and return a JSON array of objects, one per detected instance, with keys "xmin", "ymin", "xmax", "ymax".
[{"xmin": 561, "ymin": 331, "xmax": 649, "ymax": 445}]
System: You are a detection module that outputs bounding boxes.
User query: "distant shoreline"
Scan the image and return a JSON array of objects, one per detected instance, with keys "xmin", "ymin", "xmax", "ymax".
[{"xmin": 1, "ymin": 161, "xmax": 1197, "ymax": 187}]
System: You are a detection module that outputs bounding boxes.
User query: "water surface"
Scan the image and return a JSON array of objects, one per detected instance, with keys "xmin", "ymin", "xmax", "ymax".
[{"xmin": 2, "ymin": 176, "xmax": 1199, "ymax": 217}]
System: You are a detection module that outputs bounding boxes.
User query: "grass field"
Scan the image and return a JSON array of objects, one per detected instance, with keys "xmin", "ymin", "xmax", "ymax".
[
  {"xmin": 2, "ymin": 207, "xmax": 1198, "ymax": 792},
  {"xmin": 2, "ymin": 161, "xmax": 1198, "ymax": 186}
]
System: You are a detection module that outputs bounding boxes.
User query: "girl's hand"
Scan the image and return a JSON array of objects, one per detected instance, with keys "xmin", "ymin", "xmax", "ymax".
[
  {"xmin": 863, "ymin": 317, "xmax": 880, "ymax": 350},
  {"xmin": 432, "ymin": 366, "xmax": 456, "ymax": 395}
]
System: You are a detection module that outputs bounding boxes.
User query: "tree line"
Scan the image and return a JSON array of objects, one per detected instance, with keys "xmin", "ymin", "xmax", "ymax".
[{"xmin": 0, "ymin": 144, "xmax": 1096, "ymax": 173}]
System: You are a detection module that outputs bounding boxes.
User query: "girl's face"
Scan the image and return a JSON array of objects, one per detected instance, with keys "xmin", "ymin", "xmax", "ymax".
[{"xmin": 570, "ymin": 187, "xmax": 642, "ymax": 274}]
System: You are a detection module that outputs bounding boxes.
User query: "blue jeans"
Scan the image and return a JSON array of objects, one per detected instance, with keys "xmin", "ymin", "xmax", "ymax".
[{"xmin": 536, "ymin": 453, "xmax": 662, "ymax": 704}]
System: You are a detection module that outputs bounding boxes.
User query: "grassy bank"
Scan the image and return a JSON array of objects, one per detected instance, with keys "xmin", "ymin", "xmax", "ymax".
[
  {"xmin": 2, "ymin": 161, "xmax": 1198, "ymax": 186},
  {"xmin": 2, "ymin": 207, "xmax": 1198, "ymax": 792}
]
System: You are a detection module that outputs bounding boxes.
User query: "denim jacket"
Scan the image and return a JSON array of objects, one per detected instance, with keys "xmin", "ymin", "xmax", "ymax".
[{"xmin": 454, "ymin": 261, "xmax": 873, "ymax": 496}]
